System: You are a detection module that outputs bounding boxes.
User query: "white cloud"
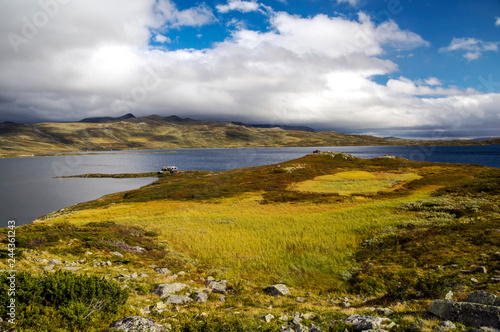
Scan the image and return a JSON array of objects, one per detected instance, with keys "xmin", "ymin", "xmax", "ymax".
[
  {"xmin": 496, "ymin": 17, "xmax": 500, "ymax": 27},
  {"xmin": 216, "ymin": 0, "xmax": 260, "ymax": 14},
  {"xmin": 440, "ymin": 37, "xmax": 499, "ymax": 61},
  {"xmin": 0, "ymin": 2, "xmax": 497, "ymax": 137},
  {"xmin": 424, "ymin": 77, "xmax": 442, "ymax": 86},
  {"xmin": 337, "ymin": 0, "xmax": 359, "ymax": 7},
  {"xmin": 155, "ymin": 34, "xmax": 171, "ymax": 43},
  {"xmin": 154, "ymin": 0, "xmax": 216, "ymax": 28}
]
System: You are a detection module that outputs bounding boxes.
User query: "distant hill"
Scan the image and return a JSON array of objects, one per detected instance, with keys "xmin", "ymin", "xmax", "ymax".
[
  {"xmin": 79, "ymin": 113, "xmax": 136, "ymax": 123},
  {"xmin": 0, "ymin": 114, "xmax": 498, "ymax": 158}
]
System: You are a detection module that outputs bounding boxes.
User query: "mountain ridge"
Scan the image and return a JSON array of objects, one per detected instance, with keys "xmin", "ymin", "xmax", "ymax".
[{"xmin": 0, "ymin": 114, "xmax": 499, "ymax": 158}]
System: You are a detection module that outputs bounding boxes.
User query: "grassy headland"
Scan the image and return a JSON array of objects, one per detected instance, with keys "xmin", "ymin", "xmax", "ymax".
[{"xmin": 0, "ymin": 152, "xmax": 499, "ymax": 331}]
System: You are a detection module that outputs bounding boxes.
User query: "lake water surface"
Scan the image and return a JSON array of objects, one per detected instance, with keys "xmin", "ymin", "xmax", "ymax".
[{"xmin": 1, "ymin": 145, "xmax": 499, "ymax": 226}]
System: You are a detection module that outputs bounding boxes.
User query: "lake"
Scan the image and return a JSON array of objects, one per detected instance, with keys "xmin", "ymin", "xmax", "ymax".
[{"xmin": 1, "ymin": 145, "xmax": 499, "ymax": 226}]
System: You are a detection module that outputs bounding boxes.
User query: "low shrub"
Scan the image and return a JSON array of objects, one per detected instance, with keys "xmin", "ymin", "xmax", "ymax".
[{"xmin": 0, "ymin": 271, "xmax": 128, "ymax": 331}]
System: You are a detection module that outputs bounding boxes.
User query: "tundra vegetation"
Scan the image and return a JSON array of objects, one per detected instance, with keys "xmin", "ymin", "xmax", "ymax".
[{"xmin": 0, "ymin": 152, "xmax": 498, "ymax": 331}]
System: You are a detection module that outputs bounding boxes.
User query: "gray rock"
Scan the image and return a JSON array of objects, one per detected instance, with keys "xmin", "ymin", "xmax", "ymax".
[
  {"xmin": 341, "ymin": 315, "xmax": 394, "ymax": 331},
  {"xmin": 489, "ymin": 277, "xmax": 500, "ymax": 284},
  {"xmin": 292, "ymin": 312, "xmax": 302, "ymax": 325},
  {"xmin": 62, "ymin": 267, "xmax": 82, "ymax": 271},
  {"xmin": 472, "ymin": 266, "xmax": 488, "ymax": 274},
  {"xmin": 192, "ymin": 291, "xmax": 208, "ymax": 303},
  {"xmin": 154, "ymin": 267, "xmax": 172, "ymax": 275},
  {"xmin": 109, "ymin": 316, "xmax": 167, "ymax": 332},
  {"xmin": 377, "ymin": 308, "xmax": 394, "ymax": 316},
  {"xmin": 445, "ymin": 291, "xmax": 453, "ymax": 301},
  {"xmin": 468, "ymin": 291, "xmax": 500, "ymax": 307},
  {"xmin": 165, "ymin": 295, "xmax": 192, "ymax": 305},
  {"xmin": 48, "ymin": 259, "xmax": 62, "ymax": 265},
  {"xmin": 308, "ymin": 323, "xmax": 324, "ymax": 332},
  {"xmin": 296, "ymin": 297, "xmax": 306, "ymax": 303},
  {"xmin": 207, "ymin": 280, "xmax": 227, "ymax": 294},
  {"xmin": 262, "ymin": 314, "xmax": 275, "ymax": 323},
  {"xmin": 43, "ymin": 264, "xmax": 55, "ymax": 271},
  {"xmin": 151, "ymin": 302, "xmax": 167, "ymax": 312},
  {"xmin": 219, "ymin": 295, "xmax": 226, "ymax": 303},
  {"xmin": 111, "ymin": 251, "xmax": 124, "ymax": 258},
  {"xmin": 152, "ymin": 283, "xmax": 189, "ymax": 298},
  {"xmin": 429, "ymin": 300, "xmax": 500, "ymax": 329},
  {"xmin": 264, "ymin": 284, "xmax": 291, "ymax": 297}
]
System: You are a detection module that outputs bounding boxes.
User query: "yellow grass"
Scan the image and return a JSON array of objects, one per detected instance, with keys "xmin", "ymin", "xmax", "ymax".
[
  {"xmin": 289, "ymin": 171, "xmax": 422, "ymax": 195},
  {"xmin": 45, "ymin": 189, "xmax": 433, "ymax": 289}
]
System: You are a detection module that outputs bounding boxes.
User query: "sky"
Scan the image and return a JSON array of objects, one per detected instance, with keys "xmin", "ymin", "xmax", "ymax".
[{"xmin": 0, "ymin": 0, "xmax": 499, "ymax": 138}]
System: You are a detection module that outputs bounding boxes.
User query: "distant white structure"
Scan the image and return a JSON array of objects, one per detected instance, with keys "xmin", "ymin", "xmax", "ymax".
[{"xmin": 162, "ymin": 165, "xmax": 178, "ymax": 174}]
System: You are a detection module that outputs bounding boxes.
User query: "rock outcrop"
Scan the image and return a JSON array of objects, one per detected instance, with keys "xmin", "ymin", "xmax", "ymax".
[
  {"xmin": 264, "ymin": 284, "xmax": 291, "ymax": 296},
  {"xmin": 429, "ymin": 298, "xmax": 500, "ymax": 329},
  {"xmin": 152, "ymin": 283, "xmax": 188, "ymax": 298},
  {"xmin": 109, "ymin": 316, "xmax": 168, "ymax": 332}
]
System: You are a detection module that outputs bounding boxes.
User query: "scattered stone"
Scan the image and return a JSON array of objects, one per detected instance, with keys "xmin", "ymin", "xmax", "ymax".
[
  {"xmin": 429, "ymin": 300, "xmax": 500, "ymax": 329},
  {"xmin": 39, "ymin": 259, "xmax": 49, "ymax": 264},
  {"xmin": 85, "ymin": 251, "xmax": 93, "ymax": 255},
  {"xmin": 468, "ymin": 291, "xmax": 500, "ymax": 306},
  {"xmin": 192, "ymin": 291, "xmax": 208, "ymax": 303},
  {"xmin": 308, "ymin": 323, "xmax": 324, "ymax": 332},
  {"xmin": 292, "ymin": 313, "xmax": 302, "ymax": 325},
  {"xmin": 130, "ymin": 272, "xmax": 138, "ymax": 279},
  {"xmin": 445, "ymin": 291, "xmax": 454, "ymax": 301},
  {"xmin": 472, "ymin": 266, "xmax": 488, "ymax": 274},
  {"xmin": 165, "ymin": 274, "xmax": 178, "ymax": 281},
  {"xmin": 219, "ymin": 295, "xmax": 226, "ymax": 303},
  {"xmin": 129, "ymin": 246, "xmax": 145, "ymax": 254},
  {"xmin": 279, "ymin": 315, "xmax": 289, "ymax": 322},
  {"xmin": 62, "ymin": 267, "xmax": 82, "ymax": 271},
  {"xmin": 340, "ymin": 298, "xmax": 350, "ymax": 308},
  {"xmin": 109, "ymin": 316, "xmax": 167, "ymax": 332},
  {"xmin": 154, "ymin": 267, "xmax": 172, "ymax": 275},
  {"xmin": 206, "ymin": 276, "xmax": 215, "ymax": 281},
  {"xmin": 471, "ymin": 278, "xmax": 479, "ymax": 283},
  {"xmin": 138, "ymin": 273, "xmax": 149, "ymax": 278},
  {"xmin": 43, "ymin": 264, "xmax": 55, "ymax": 271},
  {"xmin": 152, "ymin": 302, "xmax": 167, "ymax": 312},
  {"xmin": 488, "ymin": 277, "xmax": 500, "ymax": 284},
  {"xmin": 377, "ymin": 308, "xmax": 394, "ymax": 316},
  {"xmin": 152, "ymin": 283, "xmax": 189, "ymax": 298},
  {"xmin": 178, "ymin": 271, "xmax": 186, "ymax": 276},
  {"xmin": 111, "ymin": 251, "xmax": 124, "ymax": 258},
  {"xmin": 301, "ymin": 313, "xmax": 315, "ymax": 320},
  {"xmin": 262, "ymin": 314, "xmax": 275, "ymax": 323},
  {"xmin": 207, "ymin": 280, "xmax": 227, "ymax": 294},
  {"xmin": 296, "ymin": 297, "xmax": 306, "ymax": 303},
  {"xmin": 165, "ymin": 295, "xmax": 192, "ymax": 305},
  {"xmin": 48, "ymin": 259, "xmax": 62, "ymax": 265},
  {"xmin": 340, "ymin": 315, "xmax": 395, "ymax": 331},
  {"xmin": 264, "ymin": 284, "xmax": 291, "ymax": 297}
]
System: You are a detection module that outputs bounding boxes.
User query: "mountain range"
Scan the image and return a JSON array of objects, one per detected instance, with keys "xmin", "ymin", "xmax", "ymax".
[{"xmin": 0, "ymin": 114, "xmax": 498, "ymax": 158}]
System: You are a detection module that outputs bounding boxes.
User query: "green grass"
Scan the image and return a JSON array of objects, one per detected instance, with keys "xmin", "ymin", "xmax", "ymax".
[
  {"xmin": 2, "ymin": 153, "xmax": 499, "ymax": 331},
  {"xmin": 289, "ymin": 171, "xmax": 422, "ymax": 195}
]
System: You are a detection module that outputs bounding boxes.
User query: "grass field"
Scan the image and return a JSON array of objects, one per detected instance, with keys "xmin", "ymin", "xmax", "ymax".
[
  {"xmin": 1, "ymin": 152, "xmax": 498, "ymax": 331},
  {"xmin": 289, "ymin": 171, "xmax": 422, "ymax": 195}
]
